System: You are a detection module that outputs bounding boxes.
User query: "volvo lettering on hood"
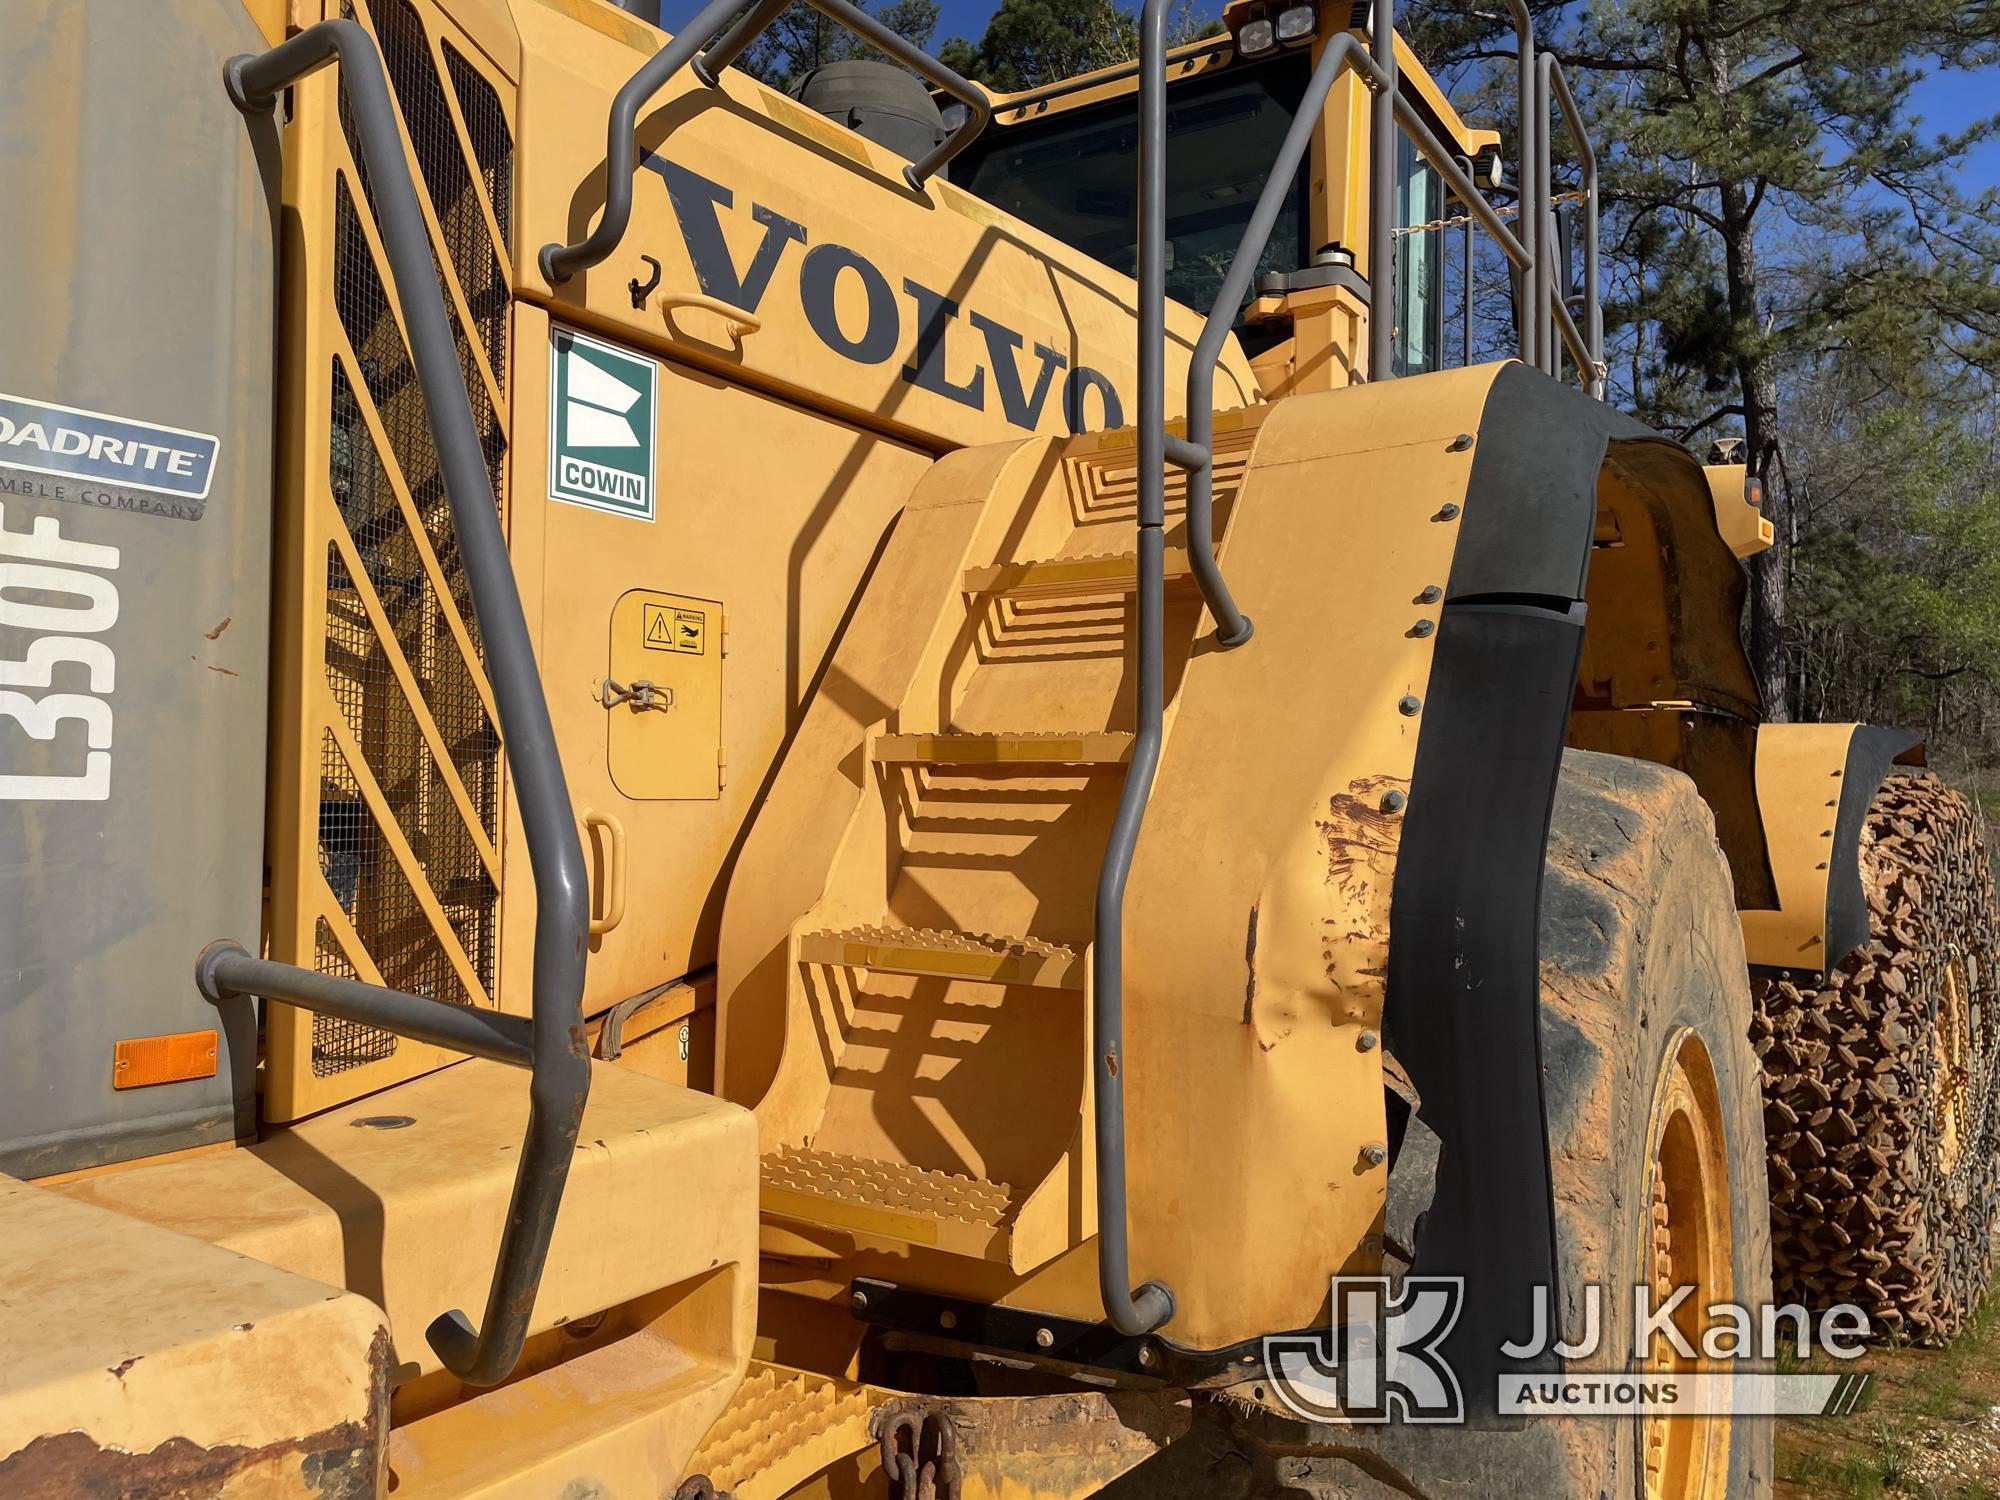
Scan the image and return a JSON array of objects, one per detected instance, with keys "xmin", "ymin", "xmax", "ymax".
[{"xmin": 644, "ymin": 155, "xmax": 1127, "ymax": 435}]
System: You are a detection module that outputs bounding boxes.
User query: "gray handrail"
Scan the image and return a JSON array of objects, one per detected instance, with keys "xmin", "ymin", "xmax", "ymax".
[
  {"xmin": 1100, "ymin": 0, "xmax": 1573, "ymax": 1341},
  {"xmin": 541, "ymin": 0, "xmax": 992, "ymax": 286},
  {"xmin": 1367, "ymin": 0, "xmax": 1398, "ymax": 378},
  {"xmin": 1538, "ymin": 54, "xmax": 1602, "ymax": 395},
  {"xmin": 220, "ymin": 19, "xmax": 592, "ymax": 1390}
]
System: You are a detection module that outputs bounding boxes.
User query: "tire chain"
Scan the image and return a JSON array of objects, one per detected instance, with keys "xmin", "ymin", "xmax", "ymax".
[{"xmin": 1750, "ymin": 773, "xmax": 2000, "ymax": 1344}]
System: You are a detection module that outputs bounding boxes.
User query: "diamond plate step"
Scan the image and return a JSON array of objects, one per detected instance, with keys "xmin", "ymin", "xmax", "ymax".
[
  {"xmin": 687, "ymin": 1362, "xmax": 876, "ymax": 1500},
  {"xmin": 798, "ymin": 924, "xmax": 1082, "ymax": 990},
  {"xmin": 762, "ymin": 1146, "xmax": 1019, "ymax": 1262}
]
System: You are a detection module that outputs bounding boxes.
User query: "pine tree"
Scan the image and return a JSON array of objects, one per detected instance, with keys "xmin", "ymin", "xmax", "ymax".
[{"xmin": 1404, "ymin": 0, "xmax": 2000, "ymax": 720}]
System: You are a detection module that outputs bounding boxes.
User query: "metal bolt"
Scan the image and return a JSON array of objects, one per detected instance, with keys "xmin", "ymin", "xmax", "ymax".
[
  {"xmin": 1435, "ymin": 502, "xmax": 1462, "ymax": 521},
  {"xmin": 1362, "ymin": 1142, "xmax": 1388, "ymax": 1167},
  {"xmin": 1035, "ymin": 1327, "xmax": 1055, "ymax": 1349},
  {"xmin": 940, "ymin": 1309, "xmax": 958, "ymax": 1330},
  {"xmin": 1358, "ymin": 1030, "xmax": 1380, "ymax": 1052},
  {"xmin": 1379, "ymin": 789, "xmax": 1407, "ymax": 814},
  {"xmin": 1398, "ymin": 694, "xmax": 1422, "ymax": 716},
  {"xmin": 851, "ymin": 1289, "xmax": 870, "ymax": 1313},
  {"xmin": 1448, "ymin": 433, "xmax": 1474, "ymax": 452},
  {"xmin": 1410, "ymin": 619, "xmax": 1436, "ymax": 638},
  {"xmin": 1138, "ymin": 1344, "xmax": 1158, "ymax": 1368},
  {"xmin": 1416, "ymin": 585, "xmax": 1442, "ymax": 604}
]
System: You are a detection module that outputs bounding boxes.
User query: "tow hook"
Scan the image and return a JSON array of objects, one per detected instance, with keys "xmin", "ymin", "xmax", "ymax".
[{"xmin": 876, "ymin": 1405, "xmax": 961, "ymax": 1500}]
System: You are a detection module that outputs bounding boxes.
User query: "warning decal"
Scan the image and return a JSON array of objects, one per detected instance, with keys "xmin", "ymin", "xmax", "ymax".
[{"xmin": 642, "ymin": 603, "xmax": 705, "ymax": 654}]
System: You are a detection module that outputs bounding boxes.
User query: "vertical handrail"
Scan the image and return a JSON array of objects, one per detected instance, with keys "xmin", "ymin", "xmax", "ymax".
[
  {"xmin": 1102, "ymin": 0, "xmax": 1583, "ymax": 1341},
  {"xmin": 1089, "ymin": 0, "xmax": 1183, "ymax": 1341},
  {"xmin": 1367, "ymin": 0, "xmax": 1398, "ymax": 380},
  {"xmin": 1499, "ymin": 0, "xmax": 1539, "ymax": 370},
  {"xmin": 540, "ymin": 0, "xmax": 992, "ymax": 285},
  {"xmin": 223, "ymin": 19, "xmax": 591, "ymax": 1389},
  {"xmin": 1539, "ymin": 53, "xmax": 1602, "ymax": 396}
]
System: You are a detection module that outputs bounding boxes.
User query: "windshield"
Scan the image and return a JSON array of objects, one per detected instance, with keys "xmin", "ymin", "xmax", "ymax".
[{"xmin": 955, "ymin": 56, "xmax": 1314, "ymax": 317}]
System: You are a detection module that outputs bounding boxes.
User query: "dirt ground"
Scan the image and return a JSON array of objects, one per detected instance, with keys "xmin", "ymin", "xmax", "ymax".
[{"xmin": 1777, "ymin": 1293, "xmax": 2000, "ymax": 1498}]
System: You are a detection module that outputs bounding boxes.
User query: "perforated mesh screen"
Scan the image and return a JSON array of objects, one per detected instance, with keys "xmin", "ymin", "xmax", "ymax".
[
  {"xmin": 312, "ymin": 920, "xmax": 399, "ymax": 1074},
  {"xmin": 442, "ymin": 39, "xmax": 513, "ymax": 249},
  {"xmin": 322, "ymin": 540, "xmax": 498, "ymax": 980},
  {"xmin": 306, "ymin": 4, "xmax": 511, "ymax": 1083},
  {"xmin": 317, "ymin": 724, "xmax": 478, "ymax": 1017},
  {"xmin": 372, "ymin": 0, "xmax": 510, "ymax": 390},
  {"xmin": 329, "ymin": 361, "xmax": 499, "ymax": 839}
]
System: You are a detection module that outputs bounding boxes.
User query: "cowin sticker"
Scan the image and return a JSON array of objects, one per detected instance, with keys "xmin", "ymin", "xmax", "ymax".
[
  {"xmin": 548, "ymin": 327, "xmax": 658, "ymax": 521},
  {"xmin": 0, "ymin": 392, "xmax": 218, "ymax": 523}
]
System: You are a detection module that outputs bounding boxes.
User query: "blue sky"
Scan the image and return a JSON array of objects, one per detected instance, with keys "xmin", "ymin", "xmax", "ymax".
[{"xmin": 654, "ymin": 0, "xmax": 2000, "ymax": 196}]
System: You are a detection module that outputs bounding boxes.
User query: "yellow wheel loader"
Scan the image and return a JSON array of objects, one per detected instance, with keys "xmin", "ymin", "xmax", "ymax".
[{"xmin": 0, "ymin": 0, "xmax": 1990, "ymax": 1496}]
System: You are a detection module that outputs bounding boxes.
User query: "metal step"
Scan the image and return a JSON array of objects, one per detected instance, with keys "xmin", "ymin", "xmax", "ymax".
[
  {"xmin": 687, "ymin": 1361, "xmax": 876, "ymax": 1500},
  {"xmin": 873, "ymin": 731, "xmax": 1134, "ymax": 767},
  {"xmin": 963, "ymin": 546, "xmax": 1193, "ymax": 598},
  {"xmin": 798, "ymin": 924, "xmax": 1082, "ymax": 990},
  {"xmin": 762, "ymin": 1146, "xmax": 1020, "ymax": 1262}
]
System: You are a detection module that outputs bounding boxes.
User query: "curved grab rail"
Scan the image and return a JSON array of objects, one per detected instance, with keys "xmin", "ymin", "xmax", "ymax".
[
  {"xmin": 220, "ymin": 19, "xmax": 592, "ymax": 1389},
  {"xmin": 541, "ymin": 0, "xmax": 992, "ymax": 287}
]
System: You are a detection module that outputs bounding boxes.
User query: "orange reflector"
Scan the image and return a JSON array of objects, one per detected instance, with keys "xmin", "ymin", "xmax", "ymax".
[{"xmin": 113, "ymin": 1030, "xmax": 219, "ymax": 1090}]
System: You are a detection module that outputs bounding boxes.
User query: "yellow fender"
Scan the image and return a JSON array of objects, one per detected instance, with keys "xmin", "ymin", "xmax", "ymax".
[{"xmin": 1738, "ymin": 722, "xmax": 1926, "ymax": 978}]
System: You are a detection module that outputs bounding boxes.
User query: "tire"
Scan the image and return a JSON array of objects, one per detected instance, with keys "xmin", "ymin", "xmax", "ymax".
[
  {"xmin": 1752, "ymin": 771, "xmax": 2000, "ymax": 1344},
  {"xmin": 1531, "ymin": 750, "xmax": 1773, "ymax": 1500},
  {"xmin": 1103, "ymin": 751, "xmax": 1773, "ymax": 1499}
]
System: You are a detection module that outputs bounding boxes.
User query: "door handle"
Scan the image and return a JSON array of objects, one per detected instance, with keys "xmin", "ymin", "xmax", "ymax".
[{"xmin": 583, "ymin": 810, "xmax": 627, "ymax": 937}]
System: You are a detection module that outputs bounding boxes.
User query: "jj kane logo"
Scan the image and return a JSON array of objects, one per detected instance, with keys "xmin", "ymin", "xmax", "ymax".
[{"xmin": 1264, "ymin": 1278, "xmax": 1875, "ymax": 1424}]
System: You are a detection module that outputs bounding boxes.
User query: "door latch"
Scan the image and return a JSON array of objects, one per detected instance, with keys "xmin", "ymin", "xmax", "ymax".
[{"xmin": 601, "ymin": 678, "xmax": 674, "ymax": 712}]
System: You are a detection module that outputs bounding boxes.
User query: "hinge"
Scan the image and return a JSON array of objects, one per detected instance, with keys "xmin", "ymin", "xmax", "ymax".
[{"xmin": 718, "ymin": 744, "xmax": 728, "ymax": 789}]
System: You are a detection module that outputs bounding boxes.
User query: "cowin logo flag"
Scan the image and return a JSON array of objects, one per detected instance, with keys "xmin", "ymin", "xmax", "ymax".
[{"xmin": 548, "ymin": 327, "xmax": 658, "ymax": 521}]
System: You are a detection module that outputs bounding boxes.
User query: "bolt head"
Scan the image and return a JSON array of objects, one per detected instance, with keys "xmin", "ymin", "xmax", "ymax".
[
  {"xmin": 1436, "ymin": 502, "xmax": 1462, "ymax": 521},
  {"xmin": 1358, "ymin": 1030, "xmax": 1380, "ymax": 1052},
  {"xmin": 1411, "ymin": 618, "xmax": 1436, "ymax": 638},
  {"xmin": 1138, "ymin": 1343, "xmax": 1159, "ymax": 1367},
  {"xmin": 1379, "ymin": 789, "xmax": 1407, "ymax": 813},
  {"xmin": 1362, "ymin": 1142, "xmax": 1389, "ymax": 1167},
  {"xmin": 1417, "ymin": 585, "xmax": 1443, "ymax": 604},
  {"xmin": 851, "ymin": 1290, "xmax": 869, "ymax": 1312},
  {"xmin": 1448, "ymin": 432, "xmax": 1474, "ymax": 452},
  {"xmin": 940, "ymin": 1309, "xmax": 958, "ymax": 1330},
  {"xmin": 1035, "ymin": 1327, "xmax": 1055, "ymax": 1349},
  {"xmin": 1398, "ymin": 694, "xmax": 1422, "ymax": 716}
]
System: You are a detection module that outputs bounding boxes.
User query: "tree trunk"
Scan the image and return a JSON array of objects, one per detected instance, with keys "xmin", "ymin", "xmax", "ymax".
[{"xmin": 1710, "ymin": 34, "xmax": 1789, "ymax": 721}]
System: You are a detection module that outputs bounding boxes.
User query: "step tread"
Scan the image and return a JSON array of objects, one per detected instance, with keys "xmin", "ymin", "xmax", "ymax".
[
  {"xmin": 689, "ymin": 1363, "xmax": 876, "ymax": 1499},
  {"xmin": 963, "ymin": 547, "xmax": 1193, "ymax": 597},
  {"xmin": 798, "ymin": 923, "xmax": 1082, "ymax": 989},
  {"xmin": 874, "ymin": 730, "xmax": 1134, "ymax": 766},
  {"xmin": 765, "ymin": 1146, "xmax": 1017, "ymax": 1229}
]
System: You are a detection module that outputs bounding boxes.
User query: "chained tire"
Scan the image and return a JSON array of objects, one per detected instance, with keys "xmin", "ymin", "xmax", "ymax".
[{"xmin": 1752, "ymin": 771, "xmax": 2000, "ymax": 1345}]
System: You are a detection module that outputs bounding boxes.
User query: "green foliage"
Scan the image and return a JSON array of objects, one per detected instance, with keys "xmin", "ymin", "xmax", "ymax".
[
  {"xmin": 1788, "ymin": 369, "xmax": 2000, "ymax": 754},
  {"xmin": 1402, "ymin": 0, "xmax": 2000, "ymax": 736},
  {"xmin": 937, "ymin": 0, "xmax": 1219, "ymax": 92}
]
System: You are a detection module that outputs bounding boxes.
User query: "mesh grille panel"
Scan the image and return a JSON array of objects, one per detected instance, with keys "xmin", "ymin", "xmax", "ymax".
[
  {"xmin": 371, "ymin": 0, "xmax": 510, "ymax": 390},
  {"xmin": 317, "ymin": 724, "xmax": 480, "ymax": 1019},
  {"xmin": 442, "ymin": 39, "xmax": 513, "ymax": 249},
  {"xmin": 323, "ymin": 546, "xmax": 498, "ymax": 993},
  {"xmin": 312, "ymin": 919, "xmax": 399, "ymax": 1075},
  {"xmin": 330, "ymin": 361, "xmax": 499, "ymax": 837},
  {"xmin": 332, "ymin": 166, "xmax": 505, "ymax": 521}
]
